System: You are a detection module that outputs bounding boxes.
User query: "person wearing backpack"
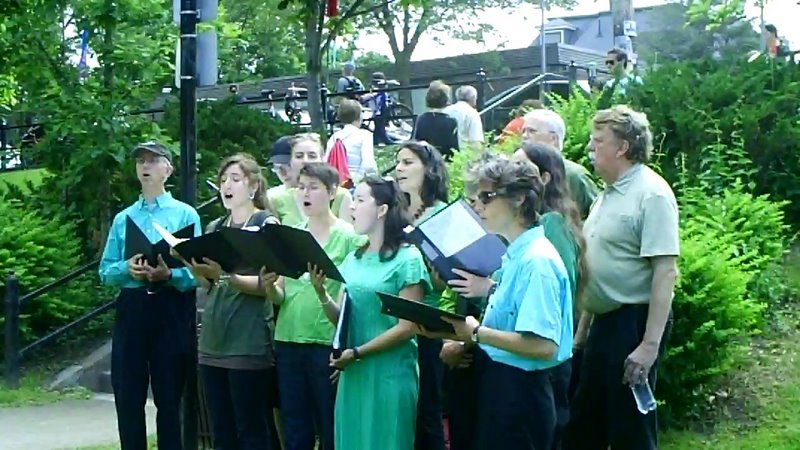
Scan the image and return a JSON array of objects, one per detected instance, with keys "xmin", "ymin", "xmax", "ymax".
[
  {"xmin": 325, "ymin": 99, "xmax": 377, "ymax": 184},
  {"xmin": 335, "ymin": 61, "xmax": 365, "ymax": 100}
]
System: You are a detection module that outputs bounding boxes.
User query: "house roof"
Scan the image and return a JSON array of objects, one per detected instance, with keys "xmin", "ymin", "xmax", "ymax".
[{"xmin": 532, "ymin": 3, "xmax": 686, "ymax": 54}]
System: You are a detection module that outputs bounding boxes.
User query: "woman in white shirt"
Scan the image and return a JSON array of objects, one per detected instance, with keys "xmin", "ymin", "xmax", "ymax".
[{"xmin": 326, "ymin": 99, "xmax": 377, "ymax": 183}]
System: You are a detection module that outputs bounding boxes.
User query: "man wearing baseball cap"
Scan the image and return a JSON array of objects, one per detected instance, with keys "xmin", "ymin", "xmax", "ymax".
[
  {"xmin": 335, "ymin": 61, "xmax": 365, "ymax": 101},
  {"xmin": 99, "ymin": 141, "xmax": 202, "ymax": 450}
]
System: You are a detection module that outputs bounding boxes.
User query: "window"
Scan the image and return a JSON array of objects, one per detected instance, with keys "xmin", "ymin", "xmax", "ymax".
[{"xmin": 544, "ymin": 31, "xmax": 563, "ymax": 44}]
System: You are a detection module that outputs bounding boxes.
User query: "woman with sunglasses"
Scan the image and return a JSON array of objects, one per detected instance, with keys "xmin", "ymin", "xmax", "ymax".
[
  {"xmin": 395, "ymin": 141, "xmax": 450, "ymax": 450},
  {"xmin": 309, "ymin": 175, "xmax": 431, "ymax": 450},
  {"xmin": 424, "ymin": 154, "xmax": 573, "ymax": 450},
  {"xmin": 513, "ymin": 141, "xmax": 588, "ymax": 449},
  {"xmin": 260, "ymin": 162, "xmax": 365, "ymax": 450}
]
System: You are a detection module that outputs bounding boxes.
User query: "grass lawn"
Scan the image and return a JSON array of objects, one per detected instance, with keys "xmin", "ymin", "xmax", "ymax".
[
  {"xmin": 662, "ymin": 246, "xmax": 800, "ymax": 450},
  {"xmin": 0, "ymin": 369, "xmax": 91, "ymax": 407},
  {"xmin": 0, "ymin": 167, "xmax": 48, "ymax": 192}
]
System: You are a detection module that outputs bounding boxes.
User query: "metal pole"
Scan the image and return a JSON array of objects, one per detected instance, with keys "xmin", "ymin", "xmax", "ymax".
[
  {"xmin": 540, "ymin": 0, "xmax": 547, "ymax": 101},
  {"xmin": 0, "ymin": 119, "xmax": 7, "ymax": 171},
  {"xmin": 180, "ymin": 0, "xmax": 198, "ymax": 207},
  {"xmin": 4, "ymin": 275, "xmax": 21, "ymax": 389},
  {"xmin": 759, "ymin": 1, "xmax": 766, "ymax": 53},
  {"xmin": 476, "ymin": 68, "xmax": 487, "ymax": 111}
]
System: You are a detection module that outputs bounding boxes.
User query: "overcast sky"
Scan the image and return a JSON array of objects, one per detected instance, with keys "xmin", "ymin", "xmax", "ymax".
[{"xmin": 354, "ymin": 0, "xmax": 799, "ymax": 61}]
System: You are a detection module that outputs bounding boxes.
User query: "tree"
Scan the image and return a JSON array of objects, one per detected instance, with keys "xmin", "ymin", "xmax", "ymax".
[{"xmin": 356, "ymin": 0, "xmax": 575, "ymax": 99}]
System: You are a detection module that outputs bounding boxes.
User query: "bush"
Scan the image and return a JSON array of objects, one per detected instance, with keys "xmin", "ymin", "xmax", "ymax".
[{"xmin": 0, "ymin": 200, "xmax": 109, "ymax": 350}]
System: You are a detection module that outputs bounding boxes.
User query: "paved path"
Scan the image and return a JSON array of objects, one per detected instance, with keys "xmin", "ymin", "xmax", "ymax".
[{"xmin": 0, "ymin": 394, "xmax": 156, "ymax": 450}]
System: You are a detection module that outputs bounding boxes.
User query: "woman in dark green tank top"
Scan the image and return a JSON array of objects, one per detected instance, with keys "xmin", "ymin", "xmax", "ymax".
[{"xmin": 186, "ymin": 153, "xmax": 280, "ymax": 450}]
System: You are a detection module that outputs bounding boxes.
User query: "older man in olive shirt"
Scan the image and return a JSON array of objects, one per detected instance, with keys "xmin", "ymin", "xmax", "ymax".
[{"xmin": 564, "ymin": 105, "xmax": 679, "ymax": 450}]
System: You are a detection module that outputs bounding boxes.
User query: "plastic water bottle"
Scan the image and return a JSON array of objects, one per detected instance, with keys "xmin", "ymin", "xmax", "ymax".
[{"xmin": 630, "ymin": 381, "xmax": 657, "ymax": 414}]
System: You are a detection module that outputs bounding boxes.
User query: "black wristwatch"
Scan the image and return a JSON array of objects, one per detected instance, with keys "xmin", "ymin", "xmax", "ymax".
[
  {"xmin": 471, "ymin": 325, "xmax": 481, "ymax": 344},
  {"xmin": 352, "ymin": 347, "xmax": 362, "ymax": 361}
]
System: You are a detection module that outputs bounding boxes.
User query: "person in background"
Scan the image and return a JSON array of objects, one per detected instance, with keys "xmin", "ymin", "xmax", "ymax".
[
  {"xmin": 765, "ymin": 24, "xmax": 790, "ymax": 58},
  {"xmin": 411, "ymin": 80, "xmax": 460, "ymax": 160},
  {"xmin": 270, "ymin": 133, "xmax": 353, "ymax": 227},
  {"xmin": 310, "ymin": 175, "xmax": 431, "ymax": 450},
  {"xmin": 363, "ymin": 72, "xmax": 394, "ymax": 146},
  {"xmin": 99, "ymin": 141, "xmax": 201, "ymax": 450},
  {"xmin": 267, "ymin": 136, "xmax": 295, "ymax": 212},
  {"xmin": 514, "ymin": 142, "xmax": 588, "ymax": 450},
  {"xmin": 603, "ymin": 49, "xmax": 643, "ymax": 96},
  {"xmin": 395, "ymin": 142, "xmax": 450, "ymax": 450},
  {"xmin": 261, "ymin": 163, "xmax": 366, "ymax": 450},
  {"xmin": 443, "ymin": 85, "xmax": 484, "ymax": 149},
  {"xmin": 335, "ymin": 61, "xmax": 365, "ymax": 100},
  {"xmin": 564, "ymin": 105, "xmax": 678, "ymax": 450},
  {"xmin": 521, "ymin": 108, "xmax": 598, "ymax": 219},
  {"xmin": 421, "ymin": 154, "xmax": 572, "ymax": 450},
  {"xmin": 189, "ymin": 153, "xmax": 279, "ymax": 450},
  {"xmin": 497, "ymin": 99, "xmax": 543, "ymax": 145},
  {"xmin": 325, "ymin": 99, "xmax": 377, "ymax": 183}
]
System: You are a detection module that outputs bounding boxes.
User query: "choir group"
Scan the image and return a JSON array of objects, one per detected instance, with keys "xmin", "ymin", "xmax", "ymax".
[{"xmin": 100, "ymin": 104, "xmax": 679, "ymax": 450}]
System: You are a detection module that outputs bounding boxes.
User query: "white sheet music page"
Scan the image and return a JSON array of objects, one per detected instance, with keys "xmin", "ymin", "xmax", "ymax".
[
  {"xmin": 418, "ymin": 201, "xmax": 486, "ymax": 257},
  {"xmin": 333, "ymin": 294, "xmax": 348, "ymax": 350}
]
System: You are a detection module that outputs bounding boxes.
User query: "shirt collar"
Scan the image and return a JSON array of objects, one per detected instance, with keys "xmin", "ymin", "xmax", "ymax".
[
  {"xmin": 138, "ymin": 192, "xmax": 173, "ymax": 210},
  {"xmin": 608, "ymin": 163, "xmax": 643, "ymax": 194},
  {"xmin": 504, "ymin": 226, "xmax": 544, "ymax": 261}
]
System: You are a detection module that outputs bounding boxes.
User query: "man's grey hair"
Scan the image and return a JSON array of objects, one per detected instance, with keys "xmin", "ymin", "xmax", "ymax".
[
  {"xmin": 523, "ymin": 108, "xmax": 566, "ymax": 150},
  {"xmin": 455, "ymin": 85, "xmax": 478, "ymax": 104}
]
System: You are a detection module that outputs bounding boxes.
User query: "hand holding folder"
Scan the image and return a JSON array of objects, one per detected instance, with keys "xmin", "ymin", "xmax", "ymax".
[
  {"xmin": 377, "ymin": 292, "xmax": 466, "ymax": 334},
  {"xmin": 124, "ymin": 217, "xmax": 194, "ymax": 268},
  {"xmin": 404, "ymin": 199, "xmax": 506, "ymax": 283},
  {"xmin": 153, "ymin": 222, "xmax": 345, "ymax": 281}
]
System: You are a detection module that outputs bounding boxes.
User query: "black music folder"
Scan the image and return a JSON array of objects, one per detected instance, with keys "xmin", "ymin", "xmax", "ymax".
[
  {"xmin": 377, "ymin": 292, "xmax": 465, "ymax": 334},
  {"xmin": 404, "ymin": 199, "xmax": 506, "ymax": 282},
  {"xmin": 154, "ymin": 222, "xmax": 344, "ymax": 281},
  {"xmin": 124, "ymin": 217, "xmax": 194, "ymax": 268},
  {"xmin": 332, "ymin": 290, "xmax": 351, "ymax": 359}
]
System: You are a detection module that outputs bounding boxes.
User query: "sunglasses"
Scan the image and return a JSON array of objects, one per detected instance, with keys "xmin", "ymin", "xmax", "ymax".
[
  {"xmin": 472, "ymin": 190, "xmax": 501, "ymax": 205},
  {"xmin": 605, "ymin": 60, "xmax": 616, "ymax": 67}
]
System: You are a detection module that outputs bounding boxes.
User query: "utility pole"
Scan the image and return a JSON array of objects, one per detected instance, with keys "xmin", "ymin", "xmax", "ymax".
[
  {"xmin": 539, "ymin": 0, "xmax": 547, "ymax": 101},
  {"xmin": 611, "ymin": 0, "xmax": 636, "ymax": 65},
  {"xmin": 179, "ymin": 0, "xmax": 198, "ymax": 207}
]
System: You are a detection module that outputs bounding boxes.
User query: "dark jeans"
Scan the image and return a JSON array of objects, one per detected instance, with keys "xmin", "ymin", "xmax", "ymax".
[
  {"xmin": 549, "ymin": 360, "xmax": 572, "ymax": 450},
  {"xmin": 416, "ymin": 336, "xmax": 446, "ymax": 450},
  {"xmin": 476, "ymin": 352, "xmax": 555, "ymax": 450},
  {"xmin": 564, "ymin": 305, "xmax": 672, "ymax": 450},
  {"xmin": 201, "ymin": 365, "xmax": 274, "ymax": 450},
  {"xmin": 111, "ymin": 287, "xmax": 194, "ymax": 450},
  {"xmin": 445, "ymin": 345, "xmax": 482, "ymax": 450},
  {"xmin": 275, "ymin": 342, "xmax": 335, "ymax": 450}
]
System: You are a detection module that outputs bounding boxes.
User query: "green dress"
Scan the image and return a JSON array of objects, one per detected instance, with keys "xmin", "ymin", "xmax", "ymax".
[{"xmin": 335, "ymin": 245, "xmax": 432, "ymax": 450}]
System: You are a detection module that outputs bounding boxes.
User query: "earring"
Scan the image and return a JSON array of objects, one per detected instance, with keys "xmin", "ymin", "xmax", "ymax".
[{"xmin": 249, "ymin": 192, "xmax": 256, "ymax": 200}]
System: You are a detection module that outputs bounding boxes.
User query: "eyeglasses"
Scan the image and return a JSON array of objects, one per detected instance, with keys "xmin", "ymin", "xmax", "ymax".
[
  {"xmin": 605, "ymin": 60, "xmax": 616, "ymax": 67},
  {"xmin": 473, "ymin": 190, "xmax": 501, "ymax": 205}
]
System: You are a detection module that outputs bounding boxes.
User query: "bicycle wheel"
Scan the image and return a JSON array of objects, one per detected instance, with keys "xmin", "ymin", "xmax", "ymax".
[{"xmin": 387, "ymin": 103, "xmax": 414, "ymax": 140}]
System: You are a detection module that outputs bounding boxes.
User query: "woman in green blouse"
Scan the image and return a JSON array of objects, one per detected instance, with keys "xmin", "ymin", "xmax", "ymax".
[
  {"xmin": 186, "ymin": 153, "xmax": 280, "ymax": 450},
  {"xmin": 395, "ymin": 141, "xmax": 450, "ymax": 450},
  {"xmin": 260, "ymin": 163, "xmax": 365, "ymax": 450},
  {"xmin": 310, "ymin": 175, "xmax": 432, "ymax": 450}
]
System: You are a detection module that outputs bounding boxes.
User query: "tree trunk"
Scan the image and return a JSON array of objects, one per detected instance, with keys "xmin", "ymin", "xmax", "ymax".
[
  {"xmin": 394, "ymin": 51, "xmax": 413, "ymax": 107},
  {"xmin": 305, "ymin": 10, "xmax": 325, "ymax": 132}
]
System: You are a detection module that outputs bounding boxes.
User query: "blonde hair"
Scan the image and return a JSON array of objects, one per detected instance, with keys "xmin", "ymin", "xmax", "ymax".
[
  {"xmin": 338, "ymin": 99, "xmax": 362, "ymax": 124},
  {"xmin": 593, "ymin": 105, "xmax": 654, "ymax": 163}
]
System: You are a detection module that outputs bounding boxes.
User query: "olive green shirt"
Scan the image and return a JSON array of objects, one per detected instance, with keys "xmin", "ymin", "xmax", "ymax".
[
  {"xmin": 564, "ymin": 158, "xmax": 599, "ymax": 220},
  {"xmin": 582, "ymin": 164, "xmax": 680, "ymax": 314}
]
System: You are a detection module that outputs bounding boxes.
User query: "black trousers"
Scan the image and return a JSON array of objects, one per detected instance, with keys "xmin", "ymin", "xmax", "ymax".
[
  {"xmin": 445, "ymin": 345, "xmax": 482, "ymax": 450},
  {"xmin": 475, "ymin": 351, "xmax": 555, "ymax": 450},
  {"xmin": 201, "ymin": 365, "xmax": 274, "ymax": 450},
  {"xmin": 416, "ymin": 336, "xmax": 446, "ymax": 450},
  {"xmin": 111, "ymin": 287, "xmax": 194, "ymax": 450},
  {"xmin": 563, "ymin": 305, "xmax": 671, "ymax": 450},
  {"xmin": 549, "ymin": 359, "xmax": 572, "ymax": 450}
]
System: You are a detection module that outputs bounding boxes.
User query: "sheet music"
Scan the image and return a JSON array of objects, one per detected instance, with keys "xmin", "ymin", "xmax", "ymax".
[
  {"xmin": 418, "ymin": 201, "xmax": 486, "ymax": 257},
  {"xmin": 332, "ymin": 293, "xmax": 348, "ymax": 351}
]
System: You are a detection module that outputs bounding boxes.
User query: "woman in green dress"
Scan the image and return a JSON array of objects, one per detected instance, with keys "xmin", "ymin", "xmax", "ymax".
[
  {"xmin": 395, "ymin": 141, "xmax": 450, "ymax": 450},
  {"xmin": 310, "ymin": 175, "xmax": 432, "ymax": 450}
]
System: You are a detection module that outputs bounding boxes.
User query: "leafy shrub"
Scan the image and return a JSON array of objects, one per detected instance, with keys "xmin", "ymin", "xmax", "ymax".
[
  {"xmin": 548, "ymin": 88, "xmax": 597, "ymax": 168},
  {"xmin": 0, "ymin": 200, "xmax": 109, "ymax": 350}
]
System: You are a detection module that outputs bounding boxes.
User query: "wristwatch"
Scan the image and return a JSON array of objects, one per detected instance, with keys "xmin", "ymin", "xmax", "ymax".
[
  {"xmin": 470, "ymin": 325, "xmax": 481, "ymax": 344},
  {"xmin": 352, "ymin": 347, "xmax": 362, "ymax": 361}
]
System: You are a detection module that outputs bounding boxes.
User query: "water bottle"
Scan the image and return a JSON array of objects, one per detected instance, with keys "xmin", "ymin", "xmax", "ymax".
[{"xmin": 630, "ymin": 381, "xmax": 657, "ymax": 414}]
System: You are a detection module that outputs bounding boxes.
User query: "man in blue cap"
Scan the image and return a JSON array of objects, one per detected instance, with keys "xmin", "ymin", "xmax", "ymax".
[{"xmin": 336, "ymin": 61, "xmax": 365, "ymax": 100}]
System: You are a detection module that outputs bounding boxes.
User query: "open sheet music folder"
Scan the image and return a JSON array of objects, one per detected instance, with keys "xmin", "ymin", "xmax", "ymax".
[
  {"xmin": 332, "ymin": 290, "xmax": 351, "ymax": 359},
  {"xmin": 377, "ymin": 292, "xmax": 465, "ymax": 334},
  {"xmin": 124, "ymin": 217, "xmax": 194, "ymax": 268},
  {"xmin": 153, "ymin": 222, "xmax": 344, "ymax": 281},
  {"xmin": 404, "ymin": 199, "xmax": 506, "ymax": 282}
]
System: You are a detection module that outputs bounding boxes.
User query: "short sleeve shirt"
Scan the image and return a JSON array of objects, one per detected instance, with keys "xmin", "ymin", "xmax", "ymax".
[
  {"xmin": 480, "ymin": 226, "xmax": 573, "ymax": 371},
  {"xmin": 582, "ymin": 164, "xmax": 680, "ymax": 314}
]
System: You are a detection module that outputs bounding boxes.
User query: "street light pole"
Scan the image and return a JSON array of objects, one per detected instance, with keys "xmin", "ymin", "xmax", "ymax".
[
  {"xmin": 540, "ymin": 0, "xmax": 547, "ymax": 101},
  {"xmin": 180, "ymin": 0, "xmax": 198, "ymax": 207}
]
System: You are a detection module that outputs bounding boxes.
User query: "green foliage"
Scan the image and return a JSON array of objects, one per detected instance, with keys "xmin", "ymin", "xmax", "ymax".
[
  {"xmin": 0, "ymin": 201, "xmax": 109, "ymax": 347},
  {"xmin": 548, "ymin": 89, "xmax": 597, "ymax": 169},
  {"xmin": 628, "ymin": 58, "xmax": 800, "ymax": 226}
]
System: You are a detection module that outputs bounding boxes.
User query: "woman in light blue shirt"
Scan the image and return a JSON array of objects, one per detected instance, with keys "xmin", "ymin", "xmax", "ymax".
[{"xmin": 424, "ymin": 154, "xmax": 573, "ymax": 450}]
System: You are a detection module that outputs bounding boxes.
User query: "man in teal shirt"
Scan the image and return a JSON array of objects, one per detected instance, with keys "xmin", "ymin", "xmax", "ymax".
[{"xmin": 99, "ymin": 141, "xmax": 201, "ymax": 450}]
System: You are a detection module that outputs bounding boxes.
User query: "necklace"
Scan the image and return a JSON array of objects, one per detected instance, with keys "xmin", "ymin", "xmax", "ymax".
[{"xmin": 225, "ymin": 210, "xmax": 256, "ymax": 229}]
